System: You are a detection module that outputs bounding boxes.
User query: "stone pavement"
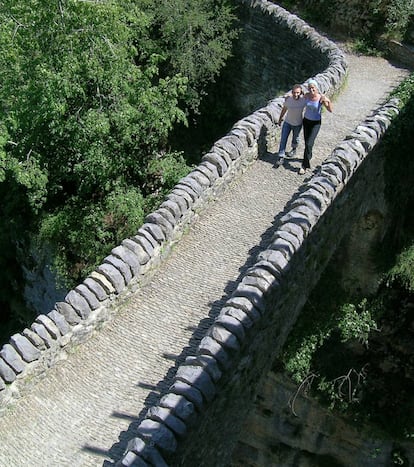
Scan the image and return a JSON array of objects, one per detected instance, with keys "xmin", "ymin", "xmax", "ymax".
[{"xmin": 0, "ymin": 48, "xmax": 410, "ymax": 466}]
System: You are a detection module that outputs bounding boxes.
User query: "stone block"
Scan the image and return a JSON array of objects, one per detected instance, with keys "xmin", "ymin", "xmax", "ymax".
[
  {"xmin": 104, "ymin": 255, "xmax": 133, "ymax": 284},
  {"xmin": 207, "ymin": 324, "xmax": 241, "ymax": 353},
  {"xmin": 88, "ymin": 270, "xmax": 116, "ymax": 298},
  {"xmin": 47, "ymin": 310, "xmax": 71, "ymax": 335},
  {"xmin": 294, "ymin": 187, "xmax": 326, "ymax": 211},
  {"xmin": 137, "ymin": 419, "xmax": 177, "ymax": 453},
  {"xmin": 96, "ymin": 263, "xmax": 125, "ymax": 294},
  {"xmin": 136, "ymin": 227, "xmax": 161, "ymax": 249},
  {"xmin": 31, "ymin": 322, "xmax": 53, "ymax": 348},
  {"xmin": 55, "ymin": 301, "xmax": 82, "ymax": 325},
  {"xmin": 170, "ymin": 187, "xmax": 194, "ymax": 209},
  {"xmin": 160, "ymin": 199, "xmax": 182, "ymax": 221},
  {"xmin": 320, "ymin": 163, "xmax": 345, "ymax": 185},
  {"xmin": 198, "ymin": 160, "xmax": 219, "ymax": 182},
  {"xmin": 123, "ymin": 237, "xmax": 152, "ymax": 264},
  {"xmin": 147, "ymin": 406, "xmax": 187, "ymax": 437},
  {"xmin": 165, "ymin": 192, "xmax": 189, "ymax": 216},
  {"xmin": 241, "ymin": 274, "xmax": 274, "ymax": 293},
  {"xmin": 219, "ymin": 306, "xmax": 254, "ymax": 330},
  {"xmin": 36, "ymin": 314, "xmax": 61, "ymax": 339},
  {"xmin": 227, "ymin": 293, "xmax": 264, "ymax": 319},
  {"xmin": 198, "ymin": 336, "xmax": 231, "ymax": 370},
  {"xmin": 116, "ymin": 450, "xmax": 149, "ymax": 467},
  {"xmin": 169, "ymin": 380, "xmax": 204, "ymax": 411},
  {"xmin": 214, "ymin": 314, "xmax": 246, "ymax": 342},
  {"xmin": 0, "ymin": 343, "xmax": 25, "ymax": 373},
  {"xmin": 22, "ymin": 327, "xmax": 47, "ymax": 350},
  {"xmin": 188, "ymin": 169, "xmax": 211, "ymax": 189},
  {"xmin": 145, "ymin": 212, "xmax": 174, "ymax": 238},
  {"xmin": 243, "ymin": 113, "xmax": 265, "ymax": 139},
  {"xmin": 278, "ymin": 221, "xmax": 305, "ymax": 245},
  {"xmin": 177, "ymin": 175, "xmax": 204, "ymax": 197},
  {"xmin": 65, "ymin": 290, "xmax": 91, "ymax": 319},
  {"xmin": 232, "ymin": 123, "xmax": 254, "ymax": 147},
  {"xmin": 10, "ymin": 333, "xmax": 41, "ymax": 362},
  {"xmin": 183, "ymin": 355, "xmax": 222, "ymax": 383},
  {"xmin": 267, "ymin": 237, "xmax": 296, "ymax": 260},
  {"xmin": 247, "ymin": 264, "xmax": 281, "ymax": 287},
  {"xmin": 278, "ymin": 210, "xmax": 313, "ymax": 235},
  {"xmin": 138, "ymin": 224, "xmax": 165, "ymax": 247},
  {"xmin": 0, "ymin": 357, "xmax": 16, "ymax": 383},
  {"xmin": 126, "ymin": 437, "xmax": 168, "ymax": 467},
  {"xmin": 111, "ymin": 245, "xmax": 141, "ymax": 276},
  {"xmin": 158, "ymin": 393, "xmax": 196, "ymax": 423},
  {"xmin": 201, "ymin": 152, "xmax": 229, "ymax": 177},
  {"xmin": 157, "ymin": 206, "xmax": 178, "ymax": 228},
  {"xmin": 83, "ymin": 277, "xmax": 108, "ymax": 301},
  {"xmin": 175, "ymin": 365, "xmax": 216, "ymax": 403},
  {"xmin": 74, "ymin": 284, "xmax": 101, "ymax": 310}
]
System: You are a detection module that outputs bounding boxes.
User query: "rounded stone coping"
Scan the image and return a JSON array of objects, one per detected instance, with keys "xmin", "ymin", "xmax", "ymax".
[
  {"xmin": 115, "ymin": 96, "xmax": 400, "ymax": 465},
  {"xmin": 0, "ymin": 0, "xmax": 347, "ymax": 409}
]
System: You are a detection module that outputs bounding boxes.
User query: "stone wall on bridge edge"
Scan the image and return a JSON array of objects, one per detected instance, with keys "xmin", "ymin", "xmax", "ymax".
[{"xmin": 0, "ymin": 1, "xmax": 401, "ymax": 466}]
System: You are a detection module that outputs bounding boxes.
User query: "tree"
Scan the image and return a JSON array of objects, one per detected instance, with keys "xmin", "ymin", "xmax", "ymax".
[{"xmin": 0, "ymin": 0, "xmax": 237, "ymax": 333}]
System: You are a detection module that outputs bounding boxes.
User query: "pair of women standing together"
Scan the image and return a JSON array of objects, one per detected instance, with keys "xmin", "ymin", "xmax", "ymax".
[{"xmin": 277, "ymin": 79, "xmax": 333, "ymax": 174}]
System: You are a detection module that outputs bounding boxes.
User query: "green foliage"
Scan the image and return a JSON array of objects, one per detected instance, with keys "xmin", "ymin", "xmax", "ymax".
[
  {"xmin": 143, "ymin": 151, "xmax": 194, "ymax": 208},
  {"xmin": 142, "ymin": 0, "xmax": 238, "ymax": 112},
  {"xmin": 351, "ymin": 39, "xmax": 383, "ymax": 56},
  {"xmin": 0, "ymin": 0, "xmax": 237, "ymax": 319},
  {"xmin": 0, "ymin": 0, "xmax": 188, "ymax": 194},
  {"xmin": 317, "ymin": 367, "xmax": 367, "ymax": 411},
  {"xmin": 337, "ymin": 300, "xmax": 378, "ymax": 345},
  {"xmin": 39, "ymin": 184, "xmax": 146, "ymax": 287},
  {"xmin": 277, "ymin": 0, "xmax": 414, "ymax": 45},
  {"xmin": 387, "ymin": 244, "xmax": 414, "ymax": 292},
  {"xmin": 284, "ymin": 332, "xmax": 330, "ymax": 383},
  {"xmin": 281, "ymin": 233, "xmax": 414, "ymax": 439},
  {"xmin": 282, "ymin": 298, "xmax": 377, "ymax": 383},
  {"xmin": 382, "ymin": 0, "xmax": 414, "ymax": 40},
  {"xmin": 390, "ymin": 72, "xmax": 414, "ymax": 107}
]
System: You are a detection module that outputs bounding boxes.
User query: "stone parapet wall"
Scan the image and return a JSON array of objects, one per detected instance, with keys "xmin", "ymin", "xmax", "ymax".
[
  {"xmin": 111, "ymin": 1, "xmax": 358, "ymax": 466},
  {"xmin": 282, "ymin": 0, "xmax": 386, "ymax": 38},
  {"xmin": 115, "ymin": 95, "xmax": 399, "ymax": 465},
  {"xmin": 0, "ymin": 0, "xmax": 346, "ymax": 415},
  {"xmin": 226, "ymin": 0, "xmax": 331, "ymax": 116},
  {"xmin": 0, "ymin": 102, "xmax": 259, "ymax": 411}
]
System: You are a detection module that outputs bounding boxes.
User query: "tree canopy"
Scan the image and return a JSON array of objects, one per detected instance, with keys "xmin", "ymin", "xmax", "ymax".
[{"xmin": 0, "ymin": 0, "xmax": 238, "ymax": 335}]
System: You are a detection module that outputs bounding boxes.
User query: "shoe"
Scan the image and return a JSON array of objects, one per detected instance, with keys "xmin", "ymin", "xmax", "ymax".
[
  {"xmin": 277, "ymin": 151, "xmax": 286, "ymax": 159},
  {"xmin": 298, "ymin": 167, "xmax": 306, "ymax": 175},
  {"xmin": 286, "ymin": 148, "xmax": 297, "ymax": 157}
]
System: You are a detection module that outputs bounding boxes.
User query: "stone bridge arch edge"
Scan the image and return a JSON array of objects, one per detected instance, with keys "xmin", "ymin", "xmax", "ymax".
[
  {"xmin": 121, "ymin": 99, "xmax": 400, "ymax": 467},
  {"xmin": 2, "ymin": 0, "xmax": 403, "ymax": 465},
  {"xmin": 0, "ymin": 0, "xmax": 347, "ymax": 414}
]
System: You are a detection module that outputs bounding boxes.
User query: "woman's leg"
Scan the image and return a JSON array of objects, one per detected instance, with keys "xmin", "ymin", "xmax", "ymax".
[
  {"xmin": 278, "ymin": 121, "xmax": 292, "ymax": 156},
  {"xmin": 303, "ymin": 118, "xmax": 321, "ymax": 168},
  {"xmin": 290, "ymin": 124, "xmax": 302, "ymax": 151}
]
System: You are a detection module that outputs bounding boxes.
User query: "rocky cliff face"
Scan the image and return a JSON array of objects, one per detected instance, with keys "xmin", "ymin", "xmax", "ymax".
[{"xmin": 231, "ymin": 371, "xmax": 414, "ymax": 466}]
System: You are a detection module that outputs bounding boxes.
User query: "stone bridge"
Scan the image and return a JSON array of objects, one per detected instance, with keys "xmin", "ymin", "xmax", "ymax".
[{"xmin": 0, "ymin": 1, "xmax": 410, "ymax": 466}]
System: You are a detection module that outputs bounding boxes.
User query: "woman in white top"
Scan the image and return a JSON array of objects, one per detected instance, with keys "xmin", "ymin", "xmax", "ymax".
[{"xmin": 299, "ymin": 79, "xmax": 333, "ymax": 175}]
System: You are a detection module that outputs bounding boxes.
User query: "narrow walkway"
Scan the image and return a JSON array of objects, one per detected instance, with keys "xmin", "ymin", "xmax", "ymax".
[{"xmin": 0, "ymin": 48, "xmax": 409, "ymax": 466}]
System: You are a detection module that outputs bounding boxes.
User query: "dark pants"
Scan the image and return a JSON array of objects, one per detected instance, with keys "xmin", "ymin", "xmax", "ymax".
[{"xmin": 302, "ymin": 117, "xmax": 321, "ymax": 169}]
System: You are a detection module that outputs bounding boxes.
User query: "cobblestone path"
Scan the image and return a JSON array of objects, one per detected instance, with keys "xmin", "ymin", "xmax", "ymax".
[{"xmin": 0, "ymin": 46, "xmax": 410, "ymax": 466}]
